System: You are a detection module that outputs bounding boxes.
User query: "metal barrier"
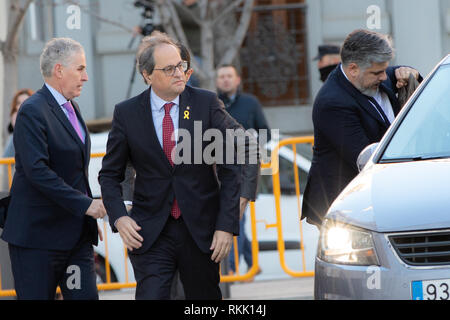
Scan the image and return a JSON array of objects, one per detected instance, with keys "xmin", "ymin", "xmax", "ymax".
[
  {"xmin": 0, "ymin": 136, "xmax": 315, "ymax": 296},
  {"xmin": 268, "ymin": 135, "xmax": 315, "ymax": 277},
  {"xmin": 0, "ymin": 157, "xmax": 16, "ymax": 297},
  {"xmin": 221, "ymin": 200, "xmax": 260, "ymax": 282},
  {"xmin": 222, "ymin": 135, "xmax": 316, "ymax": 280}
]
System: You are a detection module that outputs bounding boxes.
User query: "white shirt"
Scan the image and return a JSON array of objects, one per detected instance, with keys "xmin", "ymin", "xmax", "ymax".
[
  {"xmin": 371, "ymin": 89, "xmax": 395, "ymax": 123},
  {"xmin": 150, "ymin": 88, "xmax": 180, "ymax": 147},
  {"xmin": 340, "ymin": 64, "xmax": 394, "ymax": 124}
]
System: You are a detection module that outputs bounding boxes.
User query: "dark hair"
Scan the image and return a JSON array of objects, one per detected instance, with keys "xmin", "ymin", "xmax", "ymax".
[
  {"xmin": 216, "ymin": 64, "xmax": 240, "ymax": 76},
  {"xmin": 341, "ymin": 29, "xmax": 394, "ymax": 69},
  {"xmin": 177, "ymin": 42, "xmax": 191, "ymax": 69}
]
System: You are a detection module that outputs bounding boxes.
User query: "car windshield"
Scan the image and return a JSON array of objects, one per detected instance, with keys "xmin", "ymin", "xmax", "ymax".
[{"xmin": 380, "ymin": 64, "xmax": 450, "ymax": 163}]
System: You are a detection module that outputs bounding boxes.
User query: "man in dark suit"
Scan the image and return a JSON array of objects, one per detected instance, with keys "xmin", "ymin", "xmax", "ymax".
[
  {"xmin": 302, "ymin": 29, "xmax": 421, "ymax": 227},
  {"xmin": 216, "ymin": 64, "xmax": 267, "ymax": 276},
  {"xmin": 1, "ymin": 38, "xmax": 106, "ymax": 299},
  {"xmin": 99, "ymin": 34, "xmax": 257, "ymax": 299}
]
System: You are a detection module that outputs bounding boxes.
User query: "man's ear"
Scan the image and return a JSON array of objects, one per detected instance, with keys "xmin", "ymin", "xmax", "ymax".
[
  {"xmin": 54, "ymin": 63, "xmax": 63, "ymax": 79},
  {"xmin": 185, "ymin": 68, "xmax": 193, "ymax": 82},
  {"xmin": 347, "ymin": 63, "xmax": 360, "ymax": 78},
  {"xmin": 143, "ymin": 70, "xmax": 152, "ymax": 85}
]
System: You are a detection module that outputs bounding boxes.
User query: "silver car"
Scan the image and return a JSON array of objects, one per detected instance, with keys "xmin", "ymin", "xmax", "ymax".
[{"xmin": 315, "ymin": 55, "xmax": 450, "ymax": 300}]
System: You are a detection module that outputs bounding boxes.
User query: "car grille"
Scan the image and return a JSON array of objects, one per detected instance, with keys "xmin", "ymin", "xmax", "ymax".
[{"xmin": 389, "ymin": 231, "xmax": 450, "ymax": 266}]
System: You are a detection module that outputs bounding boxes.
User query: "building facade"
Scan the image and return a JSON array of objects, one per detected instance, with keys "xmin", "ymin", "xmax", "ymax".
[
  {"xmin": 11, "ymin": 0, "xmax": 450, "ymax": 134},
  {"xmin": 0, "ymin": 0, "xmax": 7, "ymax": 129}
]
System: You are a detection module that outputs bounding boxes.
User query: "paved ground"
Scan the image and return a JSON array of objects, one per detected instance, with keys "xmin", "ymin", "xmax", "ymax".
[
  {"xmin": 98, "ymin": 277, "xmax": 314, "ymax": 300},
  {"xmin": 228, "ymin": 277, "xmax": 314, "ymax": 300}
]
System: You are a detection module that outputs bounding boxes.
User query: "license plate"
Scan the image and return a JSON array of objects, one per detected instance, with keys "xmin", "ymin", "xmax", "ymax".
[{"xmin": 412, "ymin": 279, "xmax": 450, "ymax": 300}]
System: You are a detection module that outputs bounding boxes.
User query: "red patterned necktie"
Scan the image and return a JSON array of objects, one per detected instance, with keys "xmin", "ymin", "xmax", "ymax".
[{"xmin": 163, "ymin": 102, "xmax": 181, "ymax": 219}]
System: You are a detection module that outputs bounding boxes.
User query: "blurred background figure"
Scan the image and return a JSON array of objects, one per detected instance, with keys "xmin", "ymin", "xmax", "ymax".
[
  {"xmin": 175, "ymin": 0, "xmax": 201, "ymax": 87},
  {"xmin": 216, "ymin": 64, "xmax": 267, "ymax": 279},
  {"xmin": 313, "ymin": 44, "xmax": 341, "ymax": 83},
  {"xmin": 3, "ymin": 89, "xmax": 34, "ymax": 158}
]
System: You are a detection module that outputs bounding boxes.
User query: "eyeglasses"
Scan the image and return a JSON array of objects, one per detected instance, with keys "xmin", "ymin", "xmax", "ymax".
[{"xmin": 153, "ymin": 61, "xmax": 188, "ymax": 77}]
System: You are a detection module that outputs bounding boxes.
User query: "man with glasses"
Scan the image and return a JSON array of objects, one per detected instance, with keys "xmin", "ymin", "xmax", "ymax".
[{"xmin": 99, "ymin": 33, "xmax": 257, "ymax": 299}]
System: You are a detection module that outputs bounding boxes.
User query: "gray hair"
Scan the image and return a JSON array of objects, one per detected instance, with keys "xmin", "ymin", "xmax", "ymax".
[
  {"xmin": 341, "ymin": 29, "xmax": 394, "ymax": 70},
  {"xmin": 40, "ymin": 38, "xmax": 84, "ymax": 78},
  {"xmin": 136, "ymin": 32, "xmax": 177, "ymax": 82}
]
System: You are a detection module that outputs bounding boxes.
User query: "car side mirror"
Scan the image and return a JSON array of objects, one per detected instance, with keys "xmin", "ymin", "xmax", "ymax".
[{"xmin": 357, "ymin": 143, "xmax": 379, "ymax": 172}]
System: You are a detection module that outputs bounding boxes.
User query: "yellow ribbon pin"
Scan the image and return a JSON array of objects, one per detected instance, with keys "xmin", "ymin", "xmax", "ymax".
[{"xmin": 184, "ymin": 110, "xmax": 190, "ymax": 119}]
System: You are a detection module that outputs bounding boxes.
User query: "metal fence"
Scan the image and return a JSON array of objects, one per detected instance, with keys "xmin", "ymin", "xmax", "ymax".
[{"xmin": 0, "ymin": 136, "xmax": 315, "ymax": 297}]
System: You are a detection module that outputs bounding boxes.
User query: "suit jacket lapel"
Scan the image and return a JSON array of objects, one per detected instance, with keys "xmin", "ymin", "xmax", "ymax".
[
  {"xmin": 335, "ymin": 66, "xmax": 389, "ymax": 129},
  {"xmin": 177, "ymin": 89, "xmax": 193, "ymax": 141},
  {"xmin": 42, "ymin": 85, "xmax": 88, "ymax": 156},
  {"xmin": 71, "ymin": 100, "xmax": 91, "ymax": 166},
  {"xmin": 175, "ymin": 89, "xmax": 194, "ymax": 170}
]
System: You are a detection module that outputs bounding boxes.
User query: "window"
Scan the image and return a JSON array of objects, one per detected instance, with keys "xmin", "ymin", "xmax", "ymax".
[
  {"xmin": 240, "ymin": 0, "xmax": 309, "ymax": 107},
  {"xmin": 27, "ymin": 0, "xmax": 53, "ymax": 43},
  {"xmin": 381, "ymin": 64, "xmax": 450, "ymax": 161}
]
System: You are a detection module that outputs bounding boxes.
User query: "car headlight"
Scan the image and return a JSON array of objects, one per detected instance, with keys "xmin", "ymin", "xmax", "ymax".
[{"xmin": 318, "ymin": 219, "xmax": 379, "ymax": 266}]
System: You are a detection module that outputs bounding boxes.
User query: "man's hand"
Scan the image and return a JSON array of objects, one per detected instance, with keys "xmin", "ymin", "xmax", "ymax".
[
  {"xmin": 115, "ymin": 216, "xmax": 143, "ymax": 251},
  {"xmin": 239, "ymin": 197, "xmax": 249, "ymax": 220},
  {"xmin": 395, "ymin": 67, "xmax": 419, "ymax": 89},
  {"xmin": 210, "ymin": 230, "xmax": 233, "ymax": 263},
  {"xmin": 85, "ymin": 199, "xmax": 107, "ymax": 219}
]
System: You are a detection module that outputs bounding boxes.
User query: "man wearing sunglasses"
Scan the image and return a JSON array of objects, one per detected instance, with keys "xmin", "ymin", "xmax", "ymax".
[{"xmin": 99, "ymin": 33, "xmax": 258, "ymax": 299}]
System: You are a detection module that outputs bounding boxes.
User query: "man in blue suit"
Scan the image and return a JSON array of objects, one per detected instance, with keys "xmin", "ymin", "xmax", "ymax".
[
  {"xmin": 302, "ymin": 29, "xmax": 421, "ymax": 227},
  {"xmin": 1, "ymin": 38, "xmax": 106, "ymax": 300}
]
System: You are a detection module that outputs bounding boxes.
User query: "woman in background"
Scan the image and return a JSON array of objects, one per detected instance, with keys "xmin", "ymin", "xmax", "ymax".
[{"xmin": 3, "ymin": 88, "xmax": 34, "ymax": 158}]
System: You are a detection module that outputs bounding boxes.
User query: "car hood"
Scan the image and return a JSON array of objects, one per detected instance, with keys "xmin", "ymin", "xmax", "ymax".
[{"xmin": 326, "ymin": 159, "xmax": 450, "ymax": 233}]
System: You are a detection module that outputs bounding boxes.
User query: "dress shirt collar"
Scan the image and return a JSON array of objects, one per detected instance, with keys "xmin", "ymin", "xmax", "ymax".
[
  {"xmin": 150, "ymin": 88, "xmax": 180, "ymax": 112},
  {"xmin": 45, "ymin": 83, "xmax": 70, "ymax": 106}
]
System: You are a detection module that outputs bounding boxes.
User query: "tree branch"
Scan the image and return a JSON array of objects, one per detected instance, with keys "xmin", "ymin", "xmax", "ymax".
[
  {"xmin": 212, "ymin": 0, "xmax": 243, "ymax": 25},
  {"xmin": 165, "ymin": 1, "xmax": 190, "ymax": 48},
  {"xmin": 4, "ymin": 0, "xmax": 34, "ymax": 53},
  {"xmin": 154, "ymin": 2, "xmax": 178, "ymax": 39},
  {"xmin": 199, "ymin": 0, "xmax": 208, "ymax": 20},
  {"xmin": 218, "ymin": 0, "xmax": 254, "ymax": 66},
  {"xmin": 156, "ymin": 0, "xmax": 207, "ymax": 80},
  {"xmin": 172, "ymin": 1, "xmax": 202, "ymax": 26}
]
